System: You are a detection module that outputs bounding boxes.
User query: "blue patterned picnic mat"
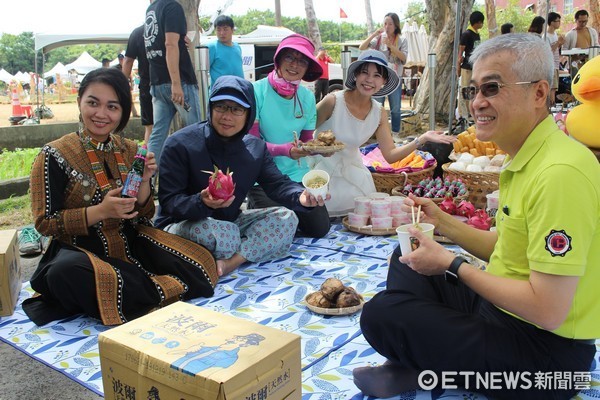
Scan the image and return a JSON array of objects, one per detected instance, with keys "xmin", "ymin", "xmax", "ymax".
[{"xmin": 1, "ymin": 224, "xmax": 598, "ymax": 399}]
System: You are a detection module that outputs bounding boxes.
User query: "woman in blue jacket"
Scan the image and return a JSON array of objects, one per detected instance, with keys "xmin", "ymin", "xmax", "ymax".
[{"xmin": 156, "ymin": 75, "xmax": 326, "ymax": 277}]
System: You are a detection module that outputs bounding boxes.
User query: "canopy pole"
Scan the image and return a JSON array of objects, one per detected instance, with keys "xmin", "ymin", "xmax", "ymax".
[
  {"xmin": 448, "ymin": 0, "xmax": 463, "ymax": 133},
  {"xmin": 35, "ymin": 51, "xmax": 40, "ymax": 117},
  {"xmin": 428, "ymin": 53, "xmax": 437, "ymax": 130}
]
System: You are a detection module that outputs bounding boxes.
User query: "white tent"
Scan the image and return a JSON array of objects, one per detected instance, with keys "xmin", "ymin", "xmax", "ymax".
[
  {"xmin": 0, "ymin": 68, "xmax": 14, "ymax": 84},
  {"xmin": 34, "ymin": 33, "xmax": 130, "ymax": 53},
  {"xmin": 44, "ymin": 62, "xmax": 69, "ymax": 79},
  {"xmin": 64, "ymin": 51, "xmax": 102, "ymax": 75},
  {"xmin": 13, "ymin": 71, "xmax": 31, "ymax": 83}
]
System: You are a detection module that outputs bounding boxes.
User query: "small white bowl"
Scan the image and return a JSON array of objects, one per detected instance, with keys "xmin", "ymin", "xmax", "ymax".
[{"xmin": 302, "ymin": 170, "xmax": 330, "ymax": 199}]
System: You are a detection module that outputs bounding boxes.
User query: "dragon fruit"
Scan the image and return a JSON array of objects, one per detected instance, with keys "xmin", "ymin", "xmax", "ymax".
[
  {"xmin": 467, "ymin": 209, "xmax": 493, "ymax": 230},
  {"xmin": 456, "ymin": 200, "xmax": 476, "ymax": 218},
  {"xmin": 204, "ymin": 165, "xmax": 235, "ymax": 200},
  {"xmin": 439, "ymin": 195, "xmax": 457, "ymax": 215}
]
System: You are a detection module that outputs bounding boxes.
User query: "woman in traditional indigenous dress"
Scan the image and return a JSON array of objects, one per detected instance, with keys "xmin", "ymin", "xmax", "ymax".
[{"xmin": 23, "ymin": 68, "xmax": 217, "ymax": 326}]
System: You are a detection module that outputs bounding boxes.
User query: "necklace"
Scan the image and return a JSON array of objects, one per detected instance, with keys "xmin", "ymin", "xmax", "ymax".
[{"xmin": 80, "ymin": 131, "xmax": 128, "ymax": 195}]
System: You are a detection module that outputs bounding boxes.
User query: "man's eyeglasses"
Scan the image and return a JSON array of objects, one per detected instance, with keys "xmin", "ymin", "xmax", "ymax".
[
  {"xmin": 282, "ymin": 54, "xmax": 310, "ymax": 68},
  {"xmin": 461, "ymin": 81, "xmax": 540, "ymax": 100},
  {"xmin": 213, "ymin": 103, "xmax": 247, "ymax": 116}
]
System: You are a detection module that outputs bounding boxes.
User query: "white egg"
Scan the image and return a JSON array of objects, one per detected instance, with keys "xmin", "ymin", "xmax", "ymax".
[
  {"xmin": 473, "ymin": 156, "xmax": 491, "ymax": 167},
  {"xmin": 449, "ymin": 162, "xmax": 466, "ymax": 171},
  {"xmin": 466, "ymin": 164, "xmax": 483, "ymax": 172},
  {"xmin": 457, "ymin": 153, "xmax": 475, "ymax": 164}
]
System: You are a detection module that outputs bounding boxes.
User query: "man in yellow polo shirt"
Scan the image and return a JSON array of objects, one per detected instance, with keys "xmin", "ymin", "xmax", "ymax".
[{"xmin": 353, "ymin": 33, "xmax": 599, "ymax": 399}]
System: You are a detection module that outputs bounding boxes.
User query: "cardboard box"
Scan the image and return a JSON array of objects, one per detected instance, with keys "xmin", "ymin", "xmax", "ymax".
[
  {"xmin": 0, "ymin": 229, "xmax": 21, "ymax": 317},
  {"xmin": 99, "ymin": 302, "xmax": 301, "ymax": 400}
]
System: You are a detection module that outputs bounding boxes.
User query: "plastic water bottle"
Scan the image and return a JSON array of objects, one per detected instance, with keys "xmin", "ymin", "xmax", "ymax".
[{"xmin": 121, "ymin": 145, "xmax": 147, "ymax": 198}]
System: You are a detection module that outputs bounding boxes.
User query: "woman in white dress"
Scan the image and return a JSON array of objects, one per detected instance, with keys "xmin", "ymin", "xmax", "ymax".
[{"xmin": 312, "ymin": 50, "xmax": 455, "ymax": 216}]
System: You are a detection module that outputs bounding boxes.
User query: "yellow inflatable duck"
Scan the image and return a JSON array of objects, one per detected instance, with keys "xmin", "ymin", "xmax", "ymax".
[{"xmin": 565, "ymin": 55, "xmax": 600, "ymax": 149}]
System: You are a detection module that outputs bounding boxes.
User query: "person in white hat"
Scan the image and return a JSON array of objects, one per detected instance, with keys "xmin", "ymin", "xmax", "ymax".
[{"xmin": 312, "ymin": 50, "xmax": 455, "ymax": 217}]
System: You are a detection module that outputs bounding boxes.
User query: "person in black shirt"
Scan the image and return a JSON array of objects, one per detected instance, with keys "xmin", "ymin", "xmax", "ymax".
[
  {"xmin": 124, "ymin": 25, "xmax": 153, "ymax": 143},
  {"xmin": 457, "ymin": 11, "xmax": 484, "ymax": 120},
  {"xmin": 144, "ymin": 0, "xmax": 200, "ymax": 167}
]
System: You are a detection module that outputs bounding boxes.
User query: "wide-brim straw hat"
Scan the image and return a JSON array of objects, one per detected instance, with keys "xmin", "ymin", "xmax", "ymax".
[
  {"xmin": 274, "ymin": 34, "xmax": 323, "ymax": 82},
  {"xmin": 345, "ymin": 49, "xmax": 400, "ymax": 97}
]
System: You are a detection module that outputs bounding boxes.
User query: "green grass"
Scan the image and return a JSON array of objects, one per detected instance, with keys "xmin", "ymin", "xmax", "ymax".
[
  {"xmin": 0, "ymin": 148, "xmax": 40, "ymax": 180},
  {"xmin": 0, "ymin": 194, "xmax": 32, "ymax": 230},
  {"xmin": 0, "ymin": 194, "xmax": 30, "ymax": 213}
]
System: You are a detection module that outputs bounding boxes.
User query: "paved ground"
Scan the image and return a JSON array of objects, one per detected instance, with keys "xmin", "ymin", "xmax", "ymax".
[{"xmin": 0, "ymin": 253, "xmax": 102, "ymax": 400}]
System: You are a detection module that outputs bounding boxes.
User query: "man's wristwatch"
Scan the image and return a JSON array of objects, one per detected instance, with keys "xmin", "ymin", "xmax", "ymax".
[{"xmin": 445, "ymin": 256, "xmax": 467, "ymax": 285}]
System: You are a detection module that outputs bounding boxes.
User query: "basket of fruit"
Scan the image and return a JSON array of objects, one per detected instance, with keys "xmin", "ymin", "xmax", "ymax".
[
  {"xmin": 372, "ymin": 164, "xmax": 437, "ymax": 194},
  {"xmin": 364, "ymin": 149, "xmax": 437, "ymax": 194},
  {"xmin": 442, "ymin": 161, "xmax": 501, "ymax": 211},
  {"xmin": 444, "ymin": 127, "xmax": 506, "ymax": 210},
  {"xmin": 391, "ymin": 177, "xmax": 468, "ymax": 204}
]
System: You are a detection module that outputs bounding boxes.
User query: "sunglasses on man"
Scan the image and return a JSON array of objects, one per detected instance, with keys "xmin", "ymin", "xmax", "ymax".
[{"xmin": 461, "ymin": 80, "xmax": 540, "ymax": 100}]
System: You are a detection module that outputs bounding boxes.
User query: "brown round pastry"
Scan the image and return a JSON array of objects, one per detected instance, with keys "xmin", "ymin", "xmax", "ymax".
[
  {"xmin": 317, "ymin": 130, "xmax": 336, "ymax": 145},
  {"xmin": 320, "ymin": 278, "xmax": 345, "ymax": 301},
  {"xmin": 306, "ymin": 291, "xmax": 333, "ymax": 308},
  {"xmin": 335, "ymin": 287, "xmax": 362, "ymax": 308}
]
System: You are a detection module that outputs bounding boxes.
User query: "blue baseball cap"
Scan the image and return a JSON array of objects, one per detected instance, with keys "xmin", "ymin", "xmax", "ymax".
[{"xmin": 210, "ymin": 93, "xmax": 250, "ymax": 108}]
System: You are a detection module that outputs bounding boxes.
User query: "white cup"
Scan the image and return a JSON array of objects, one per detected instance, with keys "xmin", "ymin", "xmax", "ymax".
[
  {"xmin": 371, "ymin": 216, "xmax": 393, "ymax": 229},
  {"xmin": 388, "ymin": 196, "xmax": 405, "ymax": 215},
  {"xmin": 354, "ymin": 196, "xmax": 372, "ymax": 215},
  {"xmin": 392, "ymin": 212, "xmax": 412, "ymax": 227},
  {"xmin": 486, "ymin": 190, "xmax": 500, "ymax": 218},
  {"xmin": 396, "ymin": 223, "xmax": 435, "ymax": 255},
  {"xmin": 370, "ymin": 199, "xmax": 392, "ymax": 217},
  {"xmin": 348, "ymin": 212, "xmax": 370, "ymax": 227},
  {"xmin": 302, "ymin": 170, "xmax": 330, "ymax": 199}
]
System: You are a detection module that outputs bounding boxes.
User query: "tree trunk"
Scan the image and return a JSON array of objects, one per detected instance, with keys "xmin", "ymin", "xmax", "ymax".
[
  {"xmin": 275, "ymin": 0, "xmax": 282, "ymax": 26},
  {"xmin": 536, "ymin": 0, "xmax": 548, "ymax": 19},
  {"xmin": 364, "ymin": 0, "xmax": 375, "ymax": 35},
  {"xmin": 590, "ymin": 0, "xmax": 600, "ymax": 34},
  {"xmin": 178, "ymin": 0, "xmax": 201, "ymax": 60},
  {"xmin": 485, "ymin": 0, "xmax": 498, "ymax": 38},
  {"xmin": 304, "ymin": 0, "xmax": 322, "ymax": 49},
  {"xmin": 414, "ymin": 0, "xmax": 474, "ymax": 126}
]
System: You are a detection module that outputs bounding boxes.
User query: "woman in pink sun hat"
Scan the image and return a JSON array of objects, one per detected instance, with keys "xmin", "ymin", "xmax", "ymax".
[{"xmin": 248, "ymin": 34, "xmax": 331, "ymax": 239}]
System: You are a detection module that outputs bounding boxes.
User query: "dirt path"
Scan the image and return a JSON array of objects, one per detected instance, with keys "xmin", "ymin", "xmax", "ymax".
[
  {"xmin": 0, "ymin": 100, "xmax": 142, "ymax": 128},
  {"xmin": 0, "ymin": 102, "xmax": 80, "ymax": 127}
]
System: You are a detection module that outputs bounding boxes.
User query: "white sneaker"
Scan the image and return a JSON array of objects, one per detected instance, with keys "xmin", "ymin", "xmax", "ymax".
[
  {"xmin": 18, "ymin": 226, "xmax": 42, "ymax": 256},
  {"xmin": 391, "ymin": 132, "xmax": 402, "ymax": 143}
]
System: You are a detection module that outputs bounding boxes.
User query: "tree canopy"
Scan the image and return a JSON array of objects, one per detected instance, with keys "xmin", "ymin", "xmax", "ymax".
[
  {"xmin": 0, "ymin": 9, "xmax": 369, "ymax": 75},
  {"xmin": 0, "ymin": 33, "xmax": 38, "ymax": 74},
  {"xmin": 0, "ymin": 2, "xmax": 565, "ymax": 76}
]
